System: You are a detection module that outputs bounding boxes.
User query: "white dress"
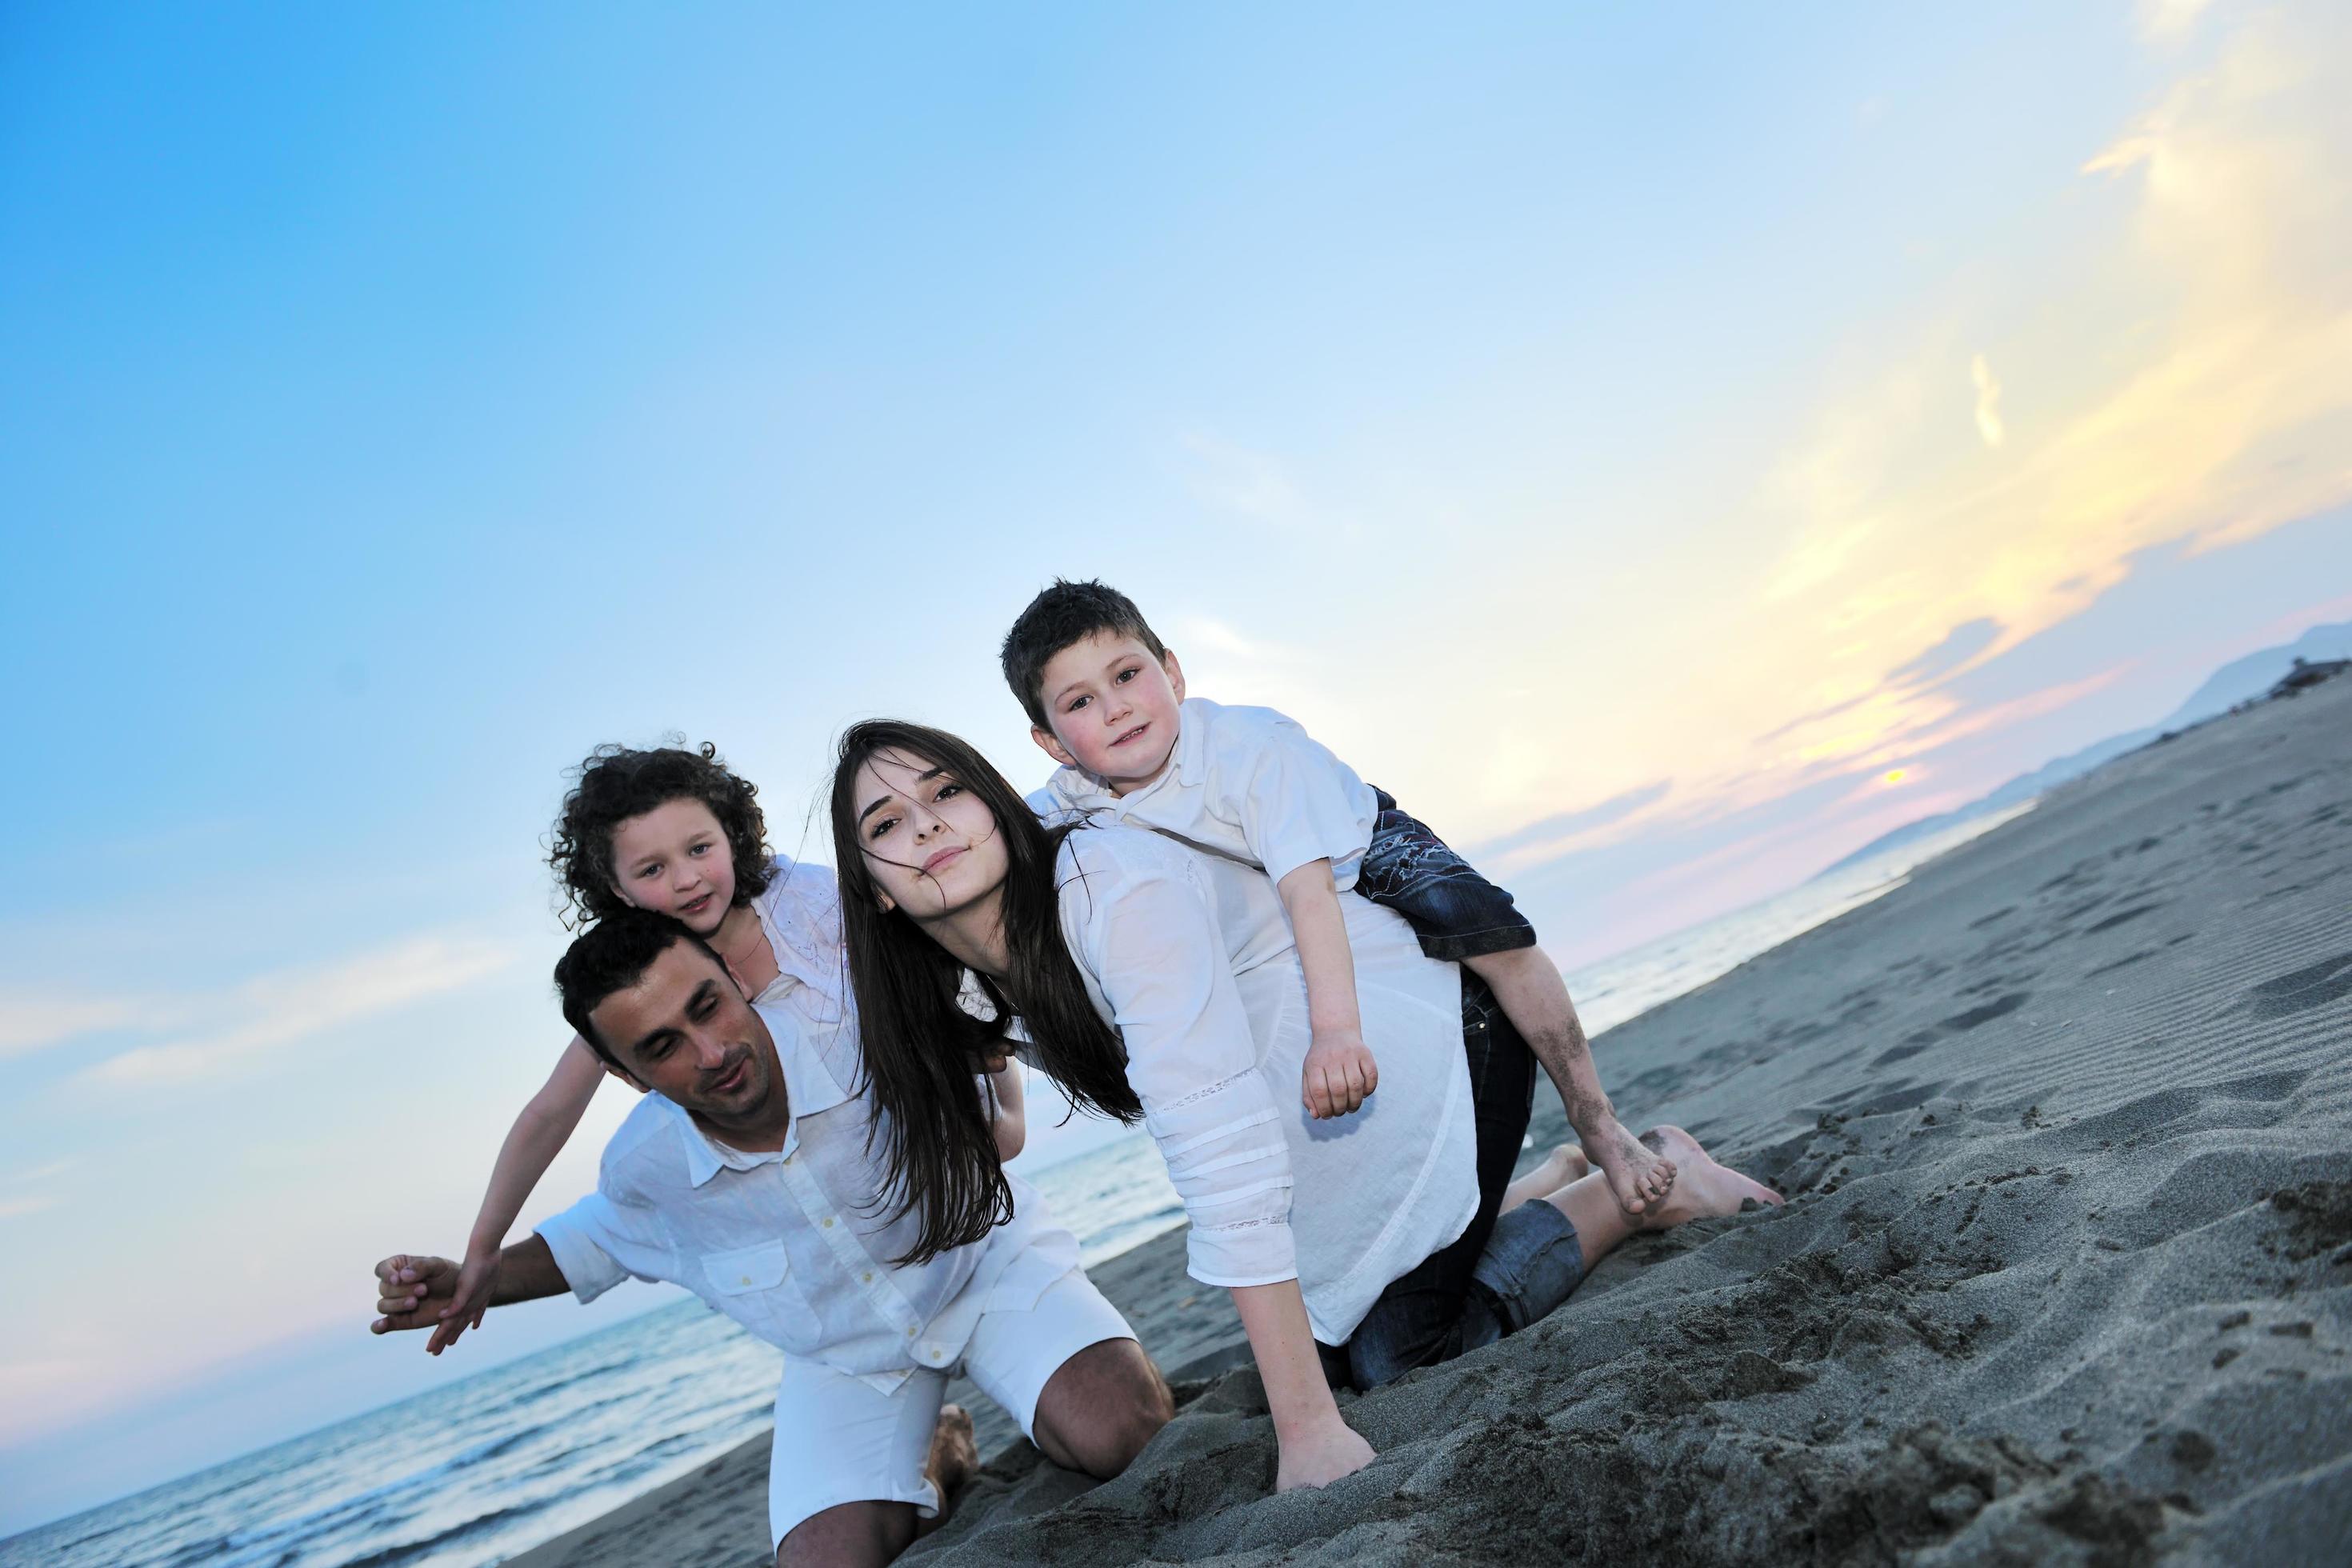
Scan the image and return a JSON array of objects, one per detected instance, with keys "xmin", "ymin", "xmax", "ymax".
[{"xmin": 1056, "ymin": 826, "xmax": 1478, "ymax": 1343}]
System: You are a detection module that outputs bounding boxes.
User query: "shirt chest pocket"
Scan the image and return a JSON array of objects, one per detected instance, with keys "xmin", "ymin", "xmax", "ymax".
[{"xmin": 702, "ymin": 1240, "xmax": 822, "ymax": 1352}]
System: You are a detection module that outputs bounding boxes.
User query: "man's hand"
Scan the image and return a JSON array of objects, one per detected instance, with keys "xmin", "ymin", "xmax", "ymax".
[
  {"xmin": 1300, "ymin": 1027, "xmax": 1378, "ymax": 1120},
  {"xmin": 424, "ymin": 1248, "xmax": 502, "ymax": 1354},
  {"xmin": 373, "ymin": 1254, "xmax": 465, "ymax": 1349}
]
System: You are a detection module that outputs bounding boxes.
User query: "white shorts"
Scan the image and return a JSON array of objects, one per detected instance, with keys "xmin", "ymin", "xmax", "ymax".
[{"xmin": 766, "ymin": 1266, "xmax": 1134, "ymax": 1549}]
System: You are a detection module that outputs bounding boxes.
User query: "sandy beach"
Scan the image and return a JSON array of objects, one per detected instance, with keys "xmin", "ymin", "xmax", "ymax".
[{"xmin": 516, "ymin": 674, "xmax": 2351, "ymax": 1566}]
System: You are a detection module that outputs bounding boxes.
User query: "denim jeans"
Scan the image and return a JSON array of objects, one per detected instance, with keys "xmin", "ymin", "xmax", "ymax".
[
  {"xmin": 1354, "ymin": 788, "xmax": 1539, "ymax": 962},
  {"xmin": 1339, "ymin": 970, "xmax": 1587, "ymax": 1390}
]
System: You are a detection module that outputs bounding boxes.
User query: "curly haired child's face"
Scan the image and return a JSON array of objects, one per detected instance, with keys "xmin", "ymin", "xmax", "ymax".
[
  {"xmin": 608, "ymin": 799, "xmax": 739, "ymax": 935},
  {"xmin": 1030, "ymin": 630, "xmax": 1186, "ymax": 795}
]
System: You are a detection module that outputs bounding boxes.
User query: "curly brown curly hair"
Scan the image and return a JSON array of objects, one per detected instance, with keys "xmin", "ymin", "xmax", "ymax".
[{"xmin": 548, "ymin": 741, "xmax": 773, "ymax": 930}]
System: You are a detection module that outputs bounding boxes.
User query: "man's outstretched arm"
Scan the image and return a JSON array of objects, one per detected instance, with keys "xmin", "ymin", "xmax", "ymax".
[{"xmin": 372, "ymin": 1235, "xmax": 569, "ymax": 1343}]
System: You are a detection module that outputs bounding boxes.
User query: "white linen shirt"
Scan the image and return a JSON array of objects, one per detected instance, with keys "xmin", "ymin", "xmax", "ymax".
[
  {"xmin": 1054, "ymin": 826, "xmax": 1478, "ymax": 1342},
  {"xmin": 750, "ymin": 858, "xmax": 848, "ymax": 1022},
  {"xmin": 1041, "ymin": 698, "xmax": 1381, "ymax": 891},
  {"xmin": 534, "ymin": 990, "xmax": 1078, "ymax": 1394}
]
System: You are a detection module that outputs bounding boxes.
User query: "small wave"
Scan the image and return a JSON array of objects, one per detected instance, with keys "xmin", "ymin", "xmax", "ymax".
[{"xmin": 329, "ymin": 1497, "xmax": 550, "ymax": 1568}]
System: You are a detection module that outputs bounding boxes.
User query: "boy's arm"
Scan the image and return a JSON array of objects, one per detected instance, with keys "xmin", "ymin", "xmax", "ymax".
[
  {"xmin": 437, "ymin": 1038, "xmax": 607, "ymax": 1352},
  {"xmin": 1277, "ymin": 860, "xmax": 1379, "ymax": 1120}
]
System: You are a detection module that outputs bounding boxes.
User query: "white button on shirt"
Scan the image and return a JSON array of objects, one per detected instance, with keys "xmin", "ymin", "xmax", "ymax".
[
  {"xmin": 1040, "ymin": 698, "xmax": 1382, "ymax": 890},
  {"xmin": 535, "ymin": 990, "xmax": 1078, "ymax": 1394},
  {"xmin": 1055, "ymin": 826, "xmax": 1478, "ymax": 1344}
]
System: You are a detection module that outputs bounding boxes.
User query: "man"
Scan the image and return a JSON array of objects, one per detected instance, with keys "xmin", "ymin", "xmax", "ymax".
[{"xmin": 371, "ymin": 909, "xmax": 1172, "ymax": 1567}]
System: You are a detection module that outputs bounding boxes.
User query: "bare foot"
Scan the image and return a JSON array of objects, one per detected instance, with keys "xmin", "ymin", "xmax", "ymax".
[
  {"xmin": 1501, "ymin": 1143, "xmax": 1590, "ymax": 1214},
  {"xmin": 1582, "ymin": 1115, "xmax": 1678, "ymax": 1216},
  {"xmin": 1635, "ymin": 1126, "xmax": 1782, "ymax": 1228},
  {"xmin": 925, "ymin": 1403, "xmax": 978, "ymax": 1516}
]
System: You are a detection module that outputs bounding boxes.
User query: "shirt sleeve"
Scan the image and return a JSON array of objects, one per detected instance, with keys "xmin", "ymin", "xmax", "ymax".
[
  {"xmin": 1072, "ymin": 848, "xmax": 1298, "ymax": 1289},
  {"xmin": 534, "ymin": 1188, "xmax": 677, "ymax": 1305},
  {"xmin": 1206, "ymin": 709, "xmax": 1378, "ymax": 892}
]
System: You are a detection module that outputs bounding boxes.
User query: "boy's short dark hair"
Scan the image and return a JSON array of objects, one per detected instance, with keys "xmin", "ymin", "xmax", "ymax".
[
  {"xmin": 554, "ymin": 908, "xmax": 725, "ymax": 1070},
  {"xmin": 999, "ymin": 578, "xmax": 1170, "ymax": 729}
]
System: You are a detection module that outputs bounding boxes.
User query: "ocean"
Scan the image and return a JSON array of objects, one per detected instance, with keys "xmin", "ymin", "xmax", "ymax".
[{"xmin": 0, "ymin": 804, "xmax": 2026, "ymax": 1567}]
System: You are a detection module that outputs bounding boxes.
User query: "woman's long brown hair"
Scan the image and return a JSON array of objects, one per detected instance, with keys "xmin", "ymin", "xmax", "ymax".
[{"xmin": 830, "ymin": 718, "xmax": 1143, "ymax": 1266}]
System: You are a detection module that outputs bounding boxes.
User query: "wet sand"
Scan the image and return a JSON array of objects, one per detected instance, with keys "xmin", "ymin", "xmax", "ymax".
[{"xmin": 517, "ymin": 674, "xmax": 2352, "ymax": 1566}]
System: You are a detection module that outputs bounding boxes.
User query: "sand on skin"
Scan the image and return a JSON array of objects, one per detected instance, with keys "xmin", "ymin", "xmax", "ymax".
[{"xmin": 518, "ymin": 675, "xmax": 2352, "ymax": 1566}]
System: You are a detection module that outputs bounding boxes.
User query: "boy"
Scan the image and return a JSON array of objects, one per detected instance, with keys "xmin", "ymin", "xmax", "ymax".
[{"xmin": 1000, "ymin": 579, "xmax": 1675, "ymax": 1218}]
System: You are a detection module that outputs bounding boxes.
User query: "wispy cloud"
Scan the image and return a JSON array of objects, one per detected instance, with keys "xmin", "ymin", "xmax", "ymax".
[
  {"xmin": 2138, "ymin": 0, "xmax": 2214, "ymax": 45},
  {"xmin": 1732, "ymin": 4, "xmax": 2352, "ymax": 791},
  {"xmin": 76, "ymin": 937, "xmax": 513, "ymax": 1088},
  {"xmin": 0, "ymin": 1160, "xmax": 74, "ymax": 1223},
  {"xmin": 1970, "ymin": 354, "xmax": 2006, "ymax": 449},
  {"xmin": 0, "ymin": 994, "xmax": 145, "ymax": 1058},
  {"xmin": 1887, "ymin": 618, "xmax": 2003, "ymax": 688}
]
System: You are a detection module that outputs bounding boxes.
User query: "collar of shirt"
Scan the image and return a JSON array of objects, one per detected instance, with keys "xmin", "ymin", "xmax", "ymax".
[
  {"xmin": 1045, "ymin": 697, "xmax": 1222, "ymax": 816},
  {"xmin": 661, "ymin": 999, "xmax": 854, "ymax": 1187}
]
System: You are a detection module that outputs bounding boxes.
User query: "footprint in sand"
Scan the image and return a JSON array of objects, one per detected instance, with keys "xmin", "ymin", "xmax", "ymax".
[{"xmin": 2244, "ymin": 949, "xmax": 2352, "ymax": 1019}]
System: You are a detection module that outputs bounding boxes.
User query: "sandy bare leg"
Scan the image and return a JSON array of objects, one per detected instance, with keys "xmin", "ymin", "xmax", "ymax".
[
  {"xmin": 1470, "ymin": 946, "xmax": 1676, "ymax": 1214},
  {"xmin": 1634, "ymin": 1126, "xmax": 1784, "ymax": 1228},
  {"xmin": 1501, "ymin": 1143, "xmax": 1590, "ymax": 1214}
]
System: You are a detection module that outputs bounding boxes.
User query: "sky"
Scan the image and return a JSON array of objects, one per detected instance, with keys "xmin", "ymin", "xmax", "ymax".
[{"xmin": 4, "ymin": 0, "xmax": 2350, "ymax": 1534}]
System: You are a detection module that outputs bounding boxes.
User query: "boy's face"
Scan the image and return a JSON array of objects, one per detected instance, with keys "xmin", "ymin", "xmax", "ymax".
[{"xmin": 1031, "ymin": 630, "xmax": 1186, "ymax": 791}]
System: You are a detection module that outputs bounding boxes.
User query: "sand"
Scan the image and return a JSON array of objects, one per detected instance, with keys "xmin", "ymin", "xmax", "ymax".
[{"xmin": 514, "ymin": 674, "xmax": 2352, "ymax": 1566}]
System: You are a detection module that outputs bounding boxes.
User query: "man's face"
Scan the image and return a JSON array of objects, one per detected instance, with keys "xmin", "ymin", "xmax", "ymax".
[
  {"xmin": 1031, "ymin": 630, "xmax": 1186, "ymax": 793},
  {"xmin": 589, "ymin": 938, "xmax": 782, "ymax": 1134}
]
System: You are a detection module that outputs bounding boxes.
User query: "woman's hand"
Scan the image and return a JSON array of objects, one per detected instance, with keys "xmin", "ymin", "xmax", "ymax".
[{"xmin": 1274, "ymin": 1410, "xmax": 1375, "ymax": 1492}]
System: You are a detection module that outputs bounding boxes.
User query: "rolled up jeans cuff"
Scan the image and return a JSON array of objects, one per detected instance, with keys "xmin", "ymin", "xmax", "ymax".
[{"xmin": 1468, "ymin": 1200, "xmax": 1586, "ymax": 1335}]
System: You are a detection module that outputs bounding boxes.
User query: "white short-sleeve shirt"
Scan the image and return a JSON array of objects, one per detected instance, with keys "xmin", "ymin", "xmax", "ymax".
[
  {"xmin": 1040, "ymin": 698, "xmax": 1381, "ymax": 890},
  {"xmin": 535, "ymin": 990, "xmax": 1080, "ymax": 1393},
  {"xmin": 1055, "ymin": 826, "xmax": 1478, "ymax": 1343}
]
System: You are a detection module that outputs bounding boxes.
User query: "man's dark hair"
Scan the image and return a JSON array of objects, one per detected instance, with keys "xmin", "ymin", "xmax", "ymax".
[
  {"xmin": 554, "ymin": 908, "xmax": 726, "ymax": 1070},
  {"xmin": 998, "ymin": 578, "xmax": 1170, "ymax": 730},
  {"xmin": 547, "ymin": 740, "xmax": 773, "ymax": 931}
]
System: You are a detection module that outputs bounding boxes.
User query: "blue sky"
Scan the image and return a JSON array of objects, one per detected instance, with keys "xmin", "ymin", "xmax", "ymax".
[{"xmin": 3, "ymin": 0, "xmax": 2350, "ymax": 1534}]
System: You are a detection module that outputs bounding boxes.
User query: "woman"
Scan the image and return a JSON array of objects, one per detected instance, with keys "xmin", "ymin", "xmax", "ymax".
[{"xmin": 830, "ymin": 720, "xmax": 1778, "ymax": 1492}]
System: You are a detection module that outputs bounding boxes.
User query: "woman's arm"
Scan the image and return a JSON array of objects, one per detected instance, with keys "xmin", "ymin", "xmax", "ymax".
[
  {"xmin": 1072, "ymin": 842, "xmax": 1374, "ymax": 1490},
  {"xmin": 984, "ymin": 1056, "xmax": 1026, "ymax": 1162},
  {"xmin": 436, "ymin": 1038, "xmax": 608, "ymax": 1352},
  {"xmin": 1231, "ymin": 1280, "xmax": 1376, "ymax": 1491}
]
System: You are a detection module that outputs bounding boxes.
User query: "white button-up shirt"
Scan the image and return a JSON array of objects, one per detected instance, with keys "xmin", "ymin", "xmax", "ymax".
[
  {"xmin": 1056, "ymin": 826, "xmax": 1477, "ymax": 1343},
  {"xmin": 535, "ymin": 991, "xmax": 1078, "ymax": 1394},
  {"xmin": 749, "ymin": 858, "xmax": 849, "ymax": 1022},
  {"xmin": 1040, "ymin": 698, "xmax": 1381, "ymax": 890}
]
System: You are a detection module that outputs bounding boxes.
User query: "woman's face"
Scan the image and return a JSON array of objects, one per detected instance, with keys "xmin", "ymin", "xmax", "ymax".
[
  {"xmin": 608, "ymin": 798, "xmax": 738, "ymax": 934},
  {"xmin": 850, "ymin": 747, "xmax": 1008, "ymax": 921}
]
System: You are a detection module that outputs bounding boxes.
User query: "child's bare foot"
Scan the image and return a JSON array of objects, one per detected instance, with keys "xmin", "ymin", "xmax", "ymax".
[
  {"xmin": 1500, "ymin": 1143, "xmax": 1590, "ymax": 1213},
  {"xmin": 926, "ymin": 1403, "xmax": 978, "ymax": 1514},
  {"xmin": 1582, "ymin": 1116, "xmax": 1677, "ymax": 1215},
  {"xmin": 1634, "ymin": 1126, "xmax": 1783, "ymax": 1227}
]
